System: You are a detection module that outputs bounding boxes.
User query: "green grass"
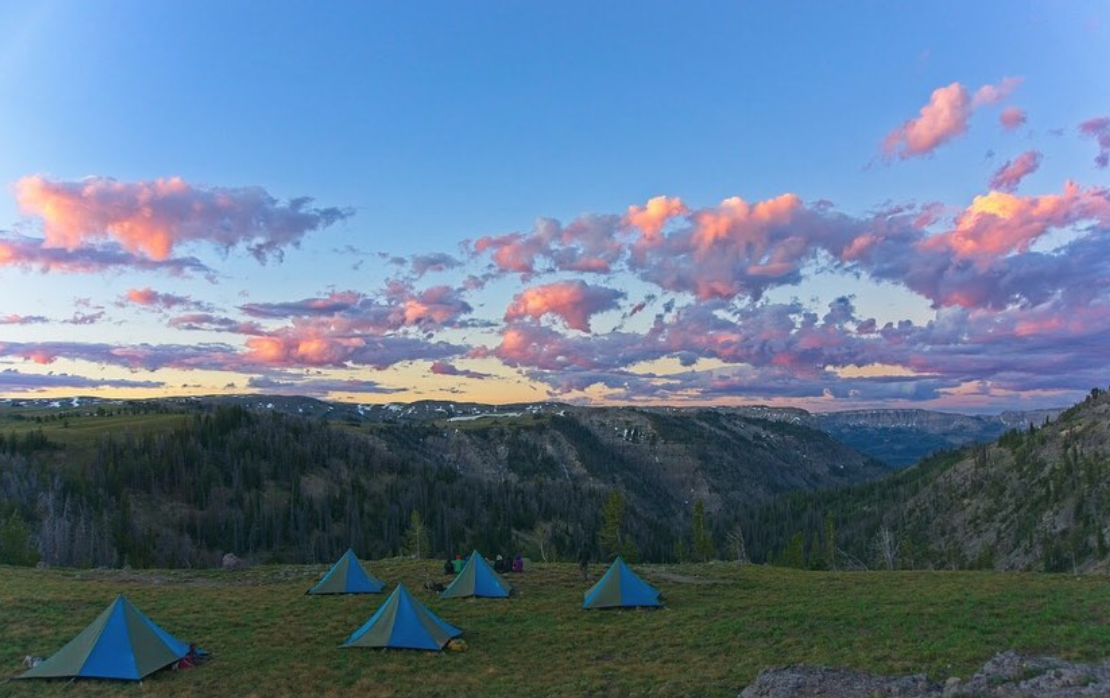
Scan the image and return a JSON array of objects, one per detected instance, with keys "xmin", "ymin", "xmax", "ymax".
[
  {"xmin": 3, "ymin": 562, "xmax": 1110, "ymax": 697},
  {"xmin": 0, "ymin": 412, "xmax": 190, "ymax": 453}
]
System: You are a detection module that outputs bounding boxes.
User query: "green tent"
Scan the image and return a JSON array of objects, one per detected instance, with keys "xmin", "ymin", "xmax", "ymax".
[
  {"xmin": 307, "ymin": 549, "xmax": 385, "ymax": 594},
  {"xmin": 342, "ymin": 584, "xmax": 462, "ymax": 650},
  {"xmin": 440, "ymin": 550, "xmax": 512, "ymax": 599},
  {"xmin": 19, "ymin": 595, "xmax": 192, "ymax": 681},
  {"xmin": 583, "ymin": 556, "xmax": 662, "ymax": 610}
]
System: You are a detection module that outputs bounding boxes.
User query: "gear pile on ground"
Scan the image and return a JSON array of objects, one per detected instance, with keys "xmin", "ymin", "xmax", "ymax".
[{"xmin": 739, "ymin": 651, "xmax": 1110, "ymax": 698}]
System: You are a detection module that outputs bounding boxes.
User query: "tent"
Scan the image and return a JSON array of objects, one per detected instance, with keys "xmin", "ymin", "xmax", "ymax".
[
  {"xmin": 19, "ymin": 595, "xmax": 193, "ymax": 681},
  {"xmin": 341, "ymin": 584, "xmax": 462, "ymax": 651},
  {"xmin": 582, "ymin": 556, "xmax": 662, "ymax": 610},
  {"xmin": 307, "ymin": 549, "xmax": 385, "ymax": 595},
  {"xmin": 439, "ymin": 550, "xmax": 512, "ymax": 599}
]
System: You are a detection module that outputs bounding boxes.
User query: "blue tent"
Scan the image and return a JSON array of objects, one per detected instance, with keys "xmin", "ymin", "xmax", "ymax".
[
  {"xmin": 307, "ymin": 549, "xmax": 385, "ymax": 594},
  {"xmin": 583, "ymin": 557, "xmax": 662, "ymax": 609},
  {"xmin": 439, "ymin": 550, "xmax": 512, "ymax": 599},
  {"xmin": 19, "ymin": 595, "xmax": 193, "ymax": 681},
  {"xmin": 341, "ymin": 584, "xmax": 462, "ymax": 651}
]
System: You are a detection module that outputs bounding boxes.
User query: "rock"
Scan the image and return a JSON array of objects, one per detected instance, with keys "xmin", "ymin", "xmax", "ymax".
[
  {"xmin": 739, "ymin": 652, "xmax": 1110, "ymax": 698},
  {"xmin": 942, "ymin": 677, "xmax": 961, "ymax": 697},
  {"xmin": 221, "ymin": 553, "xmax": 248, "ymax": 570}
]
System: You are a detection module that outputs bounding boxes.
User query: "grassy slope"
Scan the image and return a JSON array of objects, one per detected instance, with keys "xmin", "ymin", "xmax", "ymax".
[{"xmin": 3, "ymin": 562, "xmax": 1110, "ymax": 697}]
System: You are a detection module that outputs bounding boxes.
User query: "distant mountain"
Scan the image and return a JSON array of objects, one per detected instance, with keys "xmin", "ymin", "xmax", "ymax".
[
  {"xmin": 0, "ymin": 396, "xmax": 886, "ymax": 568},
  {"xmin": 809, "ymin": 408, "xmax": 1064, "ymax": 468},
  {"xmin": 3, "ymin": 395, "xmax": 1062, "ymax": 469},
  {"xmin": 738, "ymin": 387, "xmax": 1110, "ymax": 571}
]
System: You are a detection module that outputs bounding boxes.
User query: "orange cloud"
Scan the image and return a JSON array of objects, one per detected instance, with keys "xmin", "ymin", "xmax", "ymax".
[
  {"xmin": 16, "ymin": 175, "xmax": 349, "ymax": 261},
  {"xmin": 626, "ymin": 195, "xmax": 688, "ymax": 244},
  {"xmin": 922, "ymin": 182, "xmax": 1110, "ymax": 258},
  {"xmin": 504, "ymin": 280, "xmax": 624, "ymax": 332}
]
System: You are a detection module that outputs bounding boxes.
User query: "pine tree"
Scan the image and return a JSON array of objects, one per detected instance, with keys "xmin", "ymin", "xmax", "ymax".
[
  {"xmin": 691, "ymin": 499, "xmax": 715, "ymax": 562},
  {"xmin": 599, "ymin": 491, "xmax": 637, "ymax": 561},
  {"xmin": 0, "ymin": 511, "xmax": 40, "ymax": 566},
  {"xmin": 778, "ymin": 532, "xmax": 805, "ymax": 569},
  {"xmin": 402, "ymin": 510, "xmax": 431, "ymax": 559}
]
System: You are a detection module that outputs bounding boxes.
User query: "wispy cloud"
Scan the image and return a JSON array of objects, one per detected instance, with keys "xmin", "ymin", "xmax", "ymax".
[
  {"xmin": 0, "ymin": 234, "xmax": 212, "ymax": 275},
  {"xmin": 1079, "ymin": 116, "xmax": 1110, "ymax": 168},
  {"xmin": 988, "ymin": 150, "xmax": 1042, "ymax": 192},
  {"xmin": 0, "ymin": 368, "xmax": 163, "ymax": 393}
]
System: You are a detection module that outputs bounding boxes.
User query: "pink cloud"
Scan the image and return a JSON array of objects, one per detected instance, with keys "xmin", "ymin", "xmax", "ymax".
[
  {"xmin": 472, "ymin": 215, "xmax": 624, "ymax": 276},
  {"xmin": 999, "ymin": 106, "xmax": 1027, "ymax": 131},
  {"xmin": 0, "ymin": 313, "xmax": 48, "ymax": 325},
  {"xmin": 15, "ymin": 176, "xmax": 350, "ymax": 262},
  {"xmin": 988, "ymin": 150, "xmax": 1042, "ymax": 192},
  {"xmin": 122, "ymin": 287, "xmax": 206, "ymax": 311},
  {"xmin": 971, "ymin": 76, "xmax": 1023, "ymax": 107},
  {"xmin": 504, "ymin": 280, "xmax": 624, "ymax": 332},
  {"xmin": 1079, "ymin": 116, "xmax": 1110, "ymax": 168},
  {"xmin": 883, "ymin": 78, "xmax": 1022, "ymax": 159}
]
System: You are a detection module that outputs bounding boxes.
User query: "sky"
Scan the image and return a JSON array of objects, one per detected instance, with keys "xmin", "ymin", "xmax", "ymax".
[{"xmin": 1, "ymin": 1, "xmax": 1109, "ymax": 413}]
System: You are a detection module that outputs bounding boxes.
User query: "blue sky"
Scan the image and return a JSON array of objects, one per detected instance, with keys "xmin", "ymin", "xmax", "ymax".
[{"xmin": 1, "ymin": 2, "xmax": 1108, "ymax": 412}]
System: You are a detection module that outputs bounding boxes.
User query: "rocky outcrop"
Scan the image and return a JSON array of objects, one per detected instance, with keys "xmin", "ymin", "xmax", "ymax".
[{"xmin": 739, "ymin": 651, "xmax": 1110, "ymax": 698}]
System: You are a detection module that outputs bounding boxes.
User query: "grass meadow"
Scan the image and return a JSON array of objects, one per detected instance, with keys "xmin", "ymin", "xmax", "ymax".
[{"xmin": 3, "ymin": 561, "xmax": 1110, "ymax": 697}]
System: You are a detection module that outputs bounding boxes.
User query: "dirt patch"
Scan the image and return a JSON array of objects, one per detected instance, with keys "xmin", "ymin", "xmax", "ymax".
[{"xmin": 650, "ymin": 570, "xmax": 733, "ymax": 585}]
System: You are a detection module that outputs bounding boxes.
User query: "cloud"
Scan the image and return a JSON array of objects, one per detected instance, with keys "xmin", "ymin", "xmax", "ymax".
[
  {"xmin": 999, "ymin": 106, "xmax": 1027, "ymax": 131},
  {"xmin": 0, "ymin": 340, "xmax": 243, "ymax": 371},
  {"xmin": 1079, "ymin": 116, "xmax": 1110, "ymax": 168},
  {"xmin": 410, "ymin": 252, "xmax": 462, "ymax": 276},
  {"xmin": 244, "ymin": 333, "xmax": 464, "ymax": 369},
  {"xmin": 16, "ymin": 175, "xmax": 351, "ymax": 262},
  {"xmin": 882, "ymin": 78, "xmax": 1021, "ymax": 159},
  {"xmin": 625, "ymin": 195, "xmax": 688, "ymax": 251},
  {"xmin": 239, "ymin": 291, "xmax": 364, "ymax": 319},
  {"xmin": 0, "ymin": 368, "xmax": 163, "ymax": 393},
  {"xmin": 0, "ymin": 234, "xmax": 212, "ymax": 275},
  {"xmin": 472, "ymin": 215, "xmax": 624, "ymax": 276},
  {"xmin": 245, "ymin": 375, "xmax": 403, "ymax": 396},
  {"xmin": 988, "ymin": 150, "xmax": 1042, "ymax": 192},
  {"xmin": 429, "ymin": 361, "xmax": 491, "ymax": 379},
  {"xmin": 504, "ymin": 280, "xmax": 625, "ymax": 332},
  {"xmin": 921, "ymin": 182, "xmax": 1110, "ymax": 261},
  {"xmin": 168, "ymin": 313, "xmax": 266, "ymax": 335},
  {"xmin": 0, "ymin": 313, "xmax": 48, "ymax": 325},
  {"xmin": 122, "ymin": 287, "xmax": 210, "ymax": 312},
  {"xmin": 971, "ymin": 76, "xmax": 1023, "ymax": 107}
]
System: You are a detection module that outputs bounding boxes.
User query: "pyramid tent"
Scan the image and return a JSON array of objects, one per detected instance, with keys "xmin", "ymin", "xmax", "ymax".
[
  {"xmin": 307, "ymin": 549, "xmax": 385, "ymax": 595},
  {"xmin": 439, "ymin": 550, "xmax": 512, "ymax": 599},
  {"xmin": 341, "ymin": 583, "xmax": 462, "ymax": 651},
  {"xmin": 19, "ymin": 595, "xmax": 191, "ymax": 681},
  {"xmin": 583, "ymin": 556, "xmax": 662, "ymax": 610}
]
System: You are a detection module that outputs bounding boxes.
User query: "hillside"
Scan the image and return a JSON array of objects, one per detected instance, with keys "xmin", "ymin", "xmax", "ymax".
[
  {"xmin": 4, "ymin": 562, "xmax": 1110, "ymax": 698},
  {"xmin": 0, "ymin": 398, "xmax": 885, "ymax": 568},
  {"xmin": 740, "ymin": 387, "xmax": 1110, "ymax": 571}
]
